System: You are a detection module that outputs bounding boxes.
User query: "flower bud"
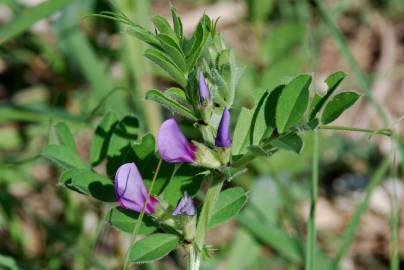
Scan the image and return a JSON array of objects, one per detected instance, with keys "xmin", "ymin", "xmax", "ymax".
[
  {"xmin": 198, "ymin": 71, "xmax": 211, "ymax": 103},
  {"xmin": 215, "ymin": 108, "xmax": 231, "ymax": 148}
]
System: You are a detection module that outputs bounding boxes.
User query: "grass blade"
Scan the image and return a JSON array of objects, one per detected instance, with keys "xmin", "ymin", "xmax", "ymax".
[{"xmin": 0, "ymin": 0, "xmax": 74, "ymax": 44}]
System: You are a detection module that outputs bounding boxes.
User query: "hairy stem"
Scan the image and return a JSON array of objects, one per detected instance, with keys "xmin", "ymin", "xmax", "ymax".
[{"xmin": 122, "ymin": 159, "xmax": 163, "ymax": 270}]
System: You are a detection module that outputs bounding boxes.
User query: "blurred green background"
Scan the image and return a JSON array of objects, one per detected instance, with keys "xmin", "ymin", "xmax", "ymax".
[{"xmin": 0, "ymin": 0, "xmax": 403, "ymax": 269}]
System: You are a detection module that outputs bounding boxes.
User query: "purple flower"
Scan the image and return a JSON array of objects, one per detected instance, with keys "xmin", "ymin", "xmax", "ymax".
[
  {"xmin": 114, "ymin": 163, "xmax": 158, "ymax": 214},
  {"xmin": 215, "ymin": 107, "xmax": 231, "ymax": 147},
  {"xmin": 173, "ymin": 192, "xmax": 196, "ymax": 216},
  {"xmin": 198, "ymin": 71, "xmax": 210, "ymax": 102},
  {"xmin": 157, "ymin": 118, "xmax": 197, "ymax": 163}
]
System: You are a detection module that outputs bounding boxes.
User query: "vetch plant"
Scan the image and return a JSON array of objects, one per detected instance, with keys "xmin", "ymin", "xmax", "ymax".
[{"xmin": 42, "ymin": 6, "xmax": 396, "ymax": 270}]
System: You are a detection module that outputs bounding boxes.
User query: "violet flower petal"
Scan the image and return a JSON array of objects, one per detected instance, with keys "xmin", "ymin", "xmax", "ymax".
[
  {"xmin": 157, "ymin": 118, "xmax": 196, "ymax": 163},
  {"xmin": 215, "ymin": 107, "xmax": 232, "ymax": 147},
  {"xmin": 172, "ymin": 193, "xmax": 196, "ymax": 216},
  {"xmin": 114, "ymin": 163, "xmax": 158, "ymax": 214},
  {"xmin": 198, "ymin": 71, "xmax": 210, "ymax": 102}
]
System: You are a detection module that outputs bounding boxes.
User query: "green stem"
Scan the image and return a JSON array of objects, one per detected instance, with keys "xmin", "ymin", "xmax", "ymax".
[
  {"xmin": 319, "ymin": 125, "xmax": 393, "ymax": 137},
  {"xmin": 390, "ymin": 139, "xmax": 399, "ymax": 270},
  {"xmin": 193, "ymin": 175, "xmax": 225, "ymax": 270},
  {"xmin": 187, "ymin": 245, "xmax": 198, "ymax": 270},
  {"xmin": 305, "ymin": 130, "xmax": 319, "ymax": 270},
  {"xmin": 122, "ymin": 159, "xmax": 163, "ymax": 270}
]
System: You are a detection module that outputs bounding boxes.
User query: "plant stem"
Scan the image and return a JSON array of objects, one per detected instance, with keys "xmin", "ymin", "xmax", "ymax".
[
  {"xmin": 389, "ymin": 137, "xmax": 399, "ymax": 270},
  {"xmin": 305, "ymin": 130, "xmax": 319, "ymax": 270},
  {"xmin": 122, "ymin": 159, "xmax": 163, "ymax": 270},
  {"xmin": 192, "ymin": 175, "xmax": 225, "ymax": 270},
  {"xmin": 318, "ymin": 125, "xmax": 393, "ymax": 137},
  {"xmin": 187, "ymin": 245, "xmax": 198, "ymax": 270}
]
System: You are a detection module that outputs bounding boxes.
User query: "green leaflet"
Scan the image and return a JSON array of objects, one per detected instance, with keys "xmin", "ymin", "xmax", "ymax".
[
  {"xmin": 171, "ymin": 6, "xmax": 184, "ymax": 43},
  {"xmin": 271, "ymin": 133, "xmax": 303, "ymax": 154},
  {"xmin": 107, "ymin": 207, "xmax": 157, "ymax": 234},
  {"xmin": 145, "ymin": 89, "xmax": 197, "ymax": 121},
  {"xmin": 55, "ymin": 122, "xmax": 76, "ymax": 152},
  {"xmin": 321, "ymin": 92, "xmax": 360, "ymax": 124},
  {"xmin": 185, "ymin": 19, "xmax": 210, "ymax": 70},
  {"xmin": 276, "ymin": 75, "xmax": 311, "ymax": 133},
  {"xmin": 309, "ymin": 71, "xmax": 346, "ymax": 120},
  {"xmin": 157, "ymin": 33, "xmax": 187, "ymax": 72},
  {"xmin": 144, "ymin": 48, "xmax": 187, "ymax": 87},
  {"xmin": 42, "ymin": 144, "xmax": 87, "ymax": 170},
  {"xmin": 152, "ymin": 15, "xmax": 178, "ymax": 44},
  {"xmin": 209, "ymin": 187, "xmax": 248, "ymax": 229},
  {"xmin": 59, "ymin": 169, "xmax": 114, "ymax": 202},
  {"xmin": 126, "ymin": 25, "xmax": 162, "ymax": 50},
  {"xmin": 129, "ymin": 233, "xmax": 180, "ymax": 264},
  {"xmin": 90, "ymin": 112, "xmax": 119, "ymax": 166},
  {"xmin": 232, "ymin": 88, "xmax": 268, "ymax": 155}
]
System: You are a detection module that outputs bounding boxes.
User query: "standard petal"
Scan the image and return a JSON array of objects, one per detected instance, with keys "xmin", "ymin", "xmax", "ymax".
[
  {"xmin": 198, "ymin": 71, "xmax": 210, "ymax": 102},
  {"xmin": 215, "ymin": 108, "xmax": 232, "ymax": 147},
  {"xmin": 114, "ymin": 163, "xmax": 158, "ymax": 214},
  {"xmin": 157, "ymin": 118, "xmax": 196, "ymax": 163}
]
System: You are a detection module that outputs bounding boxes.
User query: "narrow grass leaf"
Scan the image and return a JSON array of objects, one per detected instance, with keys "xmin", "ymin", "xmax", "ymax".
[
  {"xmin": 226, "ymin": 229, "xmax": 261, "ymax": 270},
  {"xmin": 237, "ymin": 213, "xmax": 302, "ymax": 263},
  {"xmin": 0, "ymin": 0, "xmax": 74, "ymax": 44}
]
